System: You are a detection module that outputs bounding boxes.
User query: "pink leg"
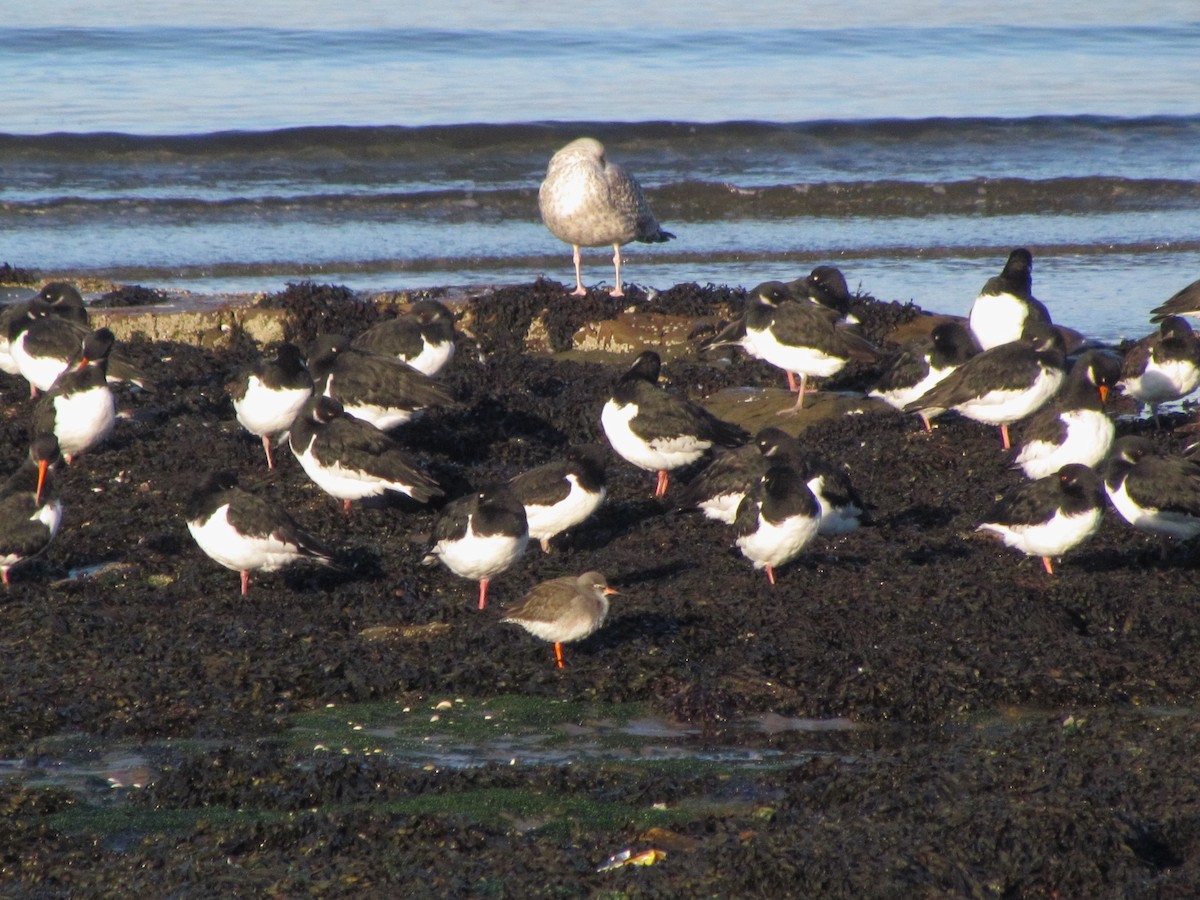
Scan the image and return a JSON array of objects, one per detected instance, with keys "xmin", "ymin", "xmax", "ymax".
[
  {"xmin": 1041, "ymin": 557, "xmax": 1054, "ymax": 575},
  {"xmin": 571, "ymin": 245, "xmax": 587, "ymax": 296},
  {"xmin": 540, "ymin": 537, "xmax": 552, "ymax": 554},
  {"xmin": 262, "ymin": 435, "xmax": 275, "ymax": 470},
  {"xmin": 2, "ymin": 569, "xmax": 9, "ymax": 589},
  {"xmin": 342, "ymin": 498, "xmax": 352, "ymax": 515},
  {"xmin": 478, "ymin": 577, "xmax": 490, "ymax": 610},
  {"xmin": 554, "ymin": 642, "xmax": 565, "ymax": 669},
  {"xmin": 654, "ymin": 469, "xmax": 670, "ymax": 498},
  {"xmin": 786, "ymin": 372, "xmax": 798, "ymax": 393},
  {"xmin": 765, "ymin": 564, "xmax": 776, "ymax": 586},
  {"xmin": 240, "ymin": 570, "xmax": 250, "ymax": 595},
  {"xmin": 920, "ymin": 413, "xmax": 933, "ymax": 433},
  {"xmin": 778, "ymin": 374, "xmax": 808, "ymax": 416},
  {"xmin": 610, "ymin": 243, "xmax": 625, "ymax": 298},
  {"xmin": 1000, "ymin": 424, "xmax": 1011, "ymax": 450}
]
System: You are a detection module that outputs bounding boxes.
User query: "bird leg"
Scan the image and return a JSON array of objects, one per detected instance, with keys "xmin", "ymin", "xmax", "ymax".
[
  {"xmin": 654, "ymin": 469, "xmax": 670, "ymax": 498},
  {"xmin": 999, "ymin": 424, "xmax": 1011, "ymax": 450},
  {"xmin": 610, "ymin": 243, "xmax": 624, "ymax": 298},
  {"xmin": 778, "ymin": 374, "xmax": 809, "ymax": 415},
  {"xmin": 765, "ymin": 564, "xmax": 776, "ymax": 586},
  {"xmin": 554, "ymin": 642, "xmax": 565, "ymax": 669},
  {"xmin": 1041, "ymin": 557, "xmax": 1055, "ymax": 575},
  {"xmin": 571, "ymin": 245, "xmax": 587, "ymax": 296},
  {"xmin": 342, "ymin": 499, "xmax": 353, "ymax": 515},
  {"xmin": 262, "ymin": 435, "xmax": 275, "ymax": 470},
  {"xmin": 919, "ymin": 413, "xmax": 933, "ymax": 433},
  {"xmin": 786, "ymin": 372, "xmax": 798, "ymax": 393},
  {"xmin": 240, "ymin": 570, "xmax": 250, "ymax": 595},
  {"xmin": 2, "ymin": 570, "xmax": 9, "ymax": 589},
  {"xmin": 478, "ymin": 577, "xmax": 490, "ymax": 610},
  {"xmin": 540, "ymin": 537, "xmax": 552, "ymax": 554}
]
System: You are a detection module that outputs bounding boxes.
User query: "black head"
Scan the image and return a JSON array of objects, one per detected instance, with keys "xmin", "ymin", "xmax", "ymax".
[
  {"xmin": 411, "ymin": 299, "xmax": 455, "ymax": 326},
  {"xmin": 1021, "ymin": 321, "xmax": 1065, "ymax": 354},
  {"xmin": 80, "ymin": 328, "xmax": 116, "ymax": 363},
  {"xmin": 1069, "ymin": 349, "xmax": 1122, "ymax": 395},
  {"xmin": 931, "ymin": 321, "xmax": 979, "ymax": 360},
  {"xmin": 274, "ymin": 342, "xmax": 307, "ymax": 368},
  {"xmin": 755, "ymin": 426, "xmax": 799, "ymax": 458},
  {"xmin": 37, "ymin": 282, "xmax": 86, "ymax": 308},
  {"xmin": 307, "ymin": 333, "xmax": 351, "ymax": 366},
  {"xmin": 311, "ymin": 395, "xmax": 346, "ymax": 424},
  {"xmin": 623, "ymin": 350, "xmax": 662, "ymax": 383},
  {"xmin": 1001, "ymin": 248, "xmax": 1033, "ymax": 283},
  {"xmin": 1056, "ymin": 463, "xmax": 1103, "ymax": 501},
  {"xmin": 1159, "ymin": 315, "xmax": 1196, "ymax": 341},
  {"xmin": 762, "ymin": 464, "xmax": 804, "ymax": 498},
  {"xmin": 805, "ymin": 266, "xmax": 852, "ymax": 311},
  {"xmin": 566, "ymin": 443, "xmax": 607, "ymax": 471},
  {"xmin": 202, "ymin": 470, "xmax": 240, "ymax": 493},
  {"xmin": 748, "ymin": 281, "xmax": 796, "ymax": 308},
  {"xmin": 1110, "ymin": 435, "xmax": 1155, "ymax": 465},
  {"xmin": 29, "ymin": 433, "xmax": 61, "ymax": 466}
]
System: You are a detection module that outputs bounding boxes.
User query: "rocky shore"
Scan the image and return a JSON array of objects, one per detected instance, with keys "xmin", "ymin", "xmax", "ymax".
[{"xmin": 1, "ymin": 278, "xmax": 1198, "ymax": 896}]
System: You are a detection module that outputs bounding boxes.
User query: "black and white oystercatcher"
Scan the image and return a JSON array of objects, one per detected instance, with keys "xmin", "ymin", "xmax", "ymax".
[
  {"xmin": 501, "ymin": 571, "xmax": 616, "ymax": 668},
  {"xmin": 1103, "ymin": 435, "xmax": 1200, "ymax": 555},
  {"xmin": 307, "ymin": 334, "xmax": 458, "ymax": 431},
  {"xmin": 507, "ymin": 444, "xmax": 607, "ymax": 552},
  {"xmin": 788, "ymin": 265, "xmax": 860, "ymax": 325},
  {"xmin": 538, "ymin": 137, "xmax": 674, "ymax": 298},
  {"xmin": 1011, "ymin": 349, "xmax": 1118, "ymax": 479},
  {"xmin": 0, "ymin": 434, "xmax": 63, "ymax": 587},
  {"xmin": 288, "ymin": 396, "xmax": 443, "ymax": 513},
  {"xmin": 185, "ymin": 470, "xmax": 335, "ymax": 596},
  {"xmin": 30, "ymin": 328, "xmax": 117, "ymax": 464},
  {"xmin": 967, "ymin": 248, "xmax": 1053, "ymax": 351},
  {"xmin": 424, "ymin": 486, "xmax": 529, "ymax": 610},
  {"xmin": 976, "ymin": 463, "xmax": 1105, "ymax": 575},
  {"xmin": 870, "ymin": 321, "xmax": 979, "ymax": 430},
  {"xmin": 709, "ymin": 281, "xmax": 880, "ymax": 411},
  {"xmin": 0, "ymin": 282, "xmax": 88, "ymax": 376},
  {"xmin": 904, "ymin": 321, "xmax": 1067, "ymax": 449},
  {"xmin": 600, "ymin": 350, "xmax": 748, "ymax": 498},
  {"xmin": 1118, "ymin": 316, "xmax": 1200, "ymax": 425},
  {"xmin": 228, "ymin": 342, "xmax": 314, "ymax": 469},
  {"xmin": 734, "ymin": 464, "xmax": 822, "ymax": 585},
  {"xmin": 352, "ymin": 299, "xmax": 457, "ymax": 378}
]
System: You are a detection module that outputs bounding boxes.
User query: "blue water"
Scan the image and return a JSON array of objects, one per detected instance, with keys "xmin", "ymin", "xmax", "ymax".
[{"xmin": 2, "ymin": 1, "xmax": 1200, "ymax": 342}]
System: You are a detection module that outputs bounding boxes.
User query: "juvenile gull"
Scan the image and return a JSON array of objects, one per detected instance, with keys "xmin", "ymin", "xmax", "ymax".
[{"xmin": 538, "ymin": 137, "xmax": 674, "ymax": 298}]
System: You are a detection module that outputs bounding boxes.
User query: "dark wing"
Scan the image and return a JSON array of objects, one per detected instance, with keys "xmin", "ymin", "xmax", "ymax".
[
  {"xmin": 353, "ymin": 317, "xmax": 425, "ymax": 360},
  {"xmin": 905, "ymin": 345, "xmax": 1038, "ymax": 412},
  {"xmin": 225, "ymin": 491, "xmax": 333, "ymax": 561},
  {"xmin": 509, "ymin": 461, "xmax": 572, "ymax": 508}
]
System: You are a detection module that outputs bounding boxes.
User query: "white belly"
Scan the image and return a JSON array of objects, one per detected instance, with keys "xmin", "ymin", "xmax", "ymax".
[
  {"xmin": 435, "ymin": 522, "xmax": 528, "ymax": 581},
  {"xmin": 1107, "ymin": 479, "xmax": 1200, "ymax": 541},
  {"xmin": 601, "ymin": 400, "xmax": 709, "ymax": 472},
  {"xmin": 524, "ymin": 477, "xmax": 605, "ymax": 541},
  {"xmin": 978, "ymin": 507, "xmax": 1101, "ymax": 558},
  {"xmin": 187, "ymin": 506, "xmax": 301, "ymax": 573},
  {"xmin": 52, "ymin": 387, "xmax": 116, "ymax": 457},
  {"xmin": 1014, "ymin": 409, "xmax": 1114, "ymax": 479},
  {"xmin": 745, "ymin": 325, "xmax": 845, "ymax": 378},
  {"xmin": 234, "ymin": 378, "xmax": 312, "ymax": 437},
  {"xmin": 969, "ymin": 294, "xmax": 1026, "ymax": 351},
  {"xmin": 955, "ymin": 367, "xmax": 1063, "ymax": 425},
  {"xmin": 736, "ymin": 511, "xmax": 820, "ymax": 570},
  {"xmin": 1120, "ymin": 358, "xmax": 1200, "ymax": 406}
]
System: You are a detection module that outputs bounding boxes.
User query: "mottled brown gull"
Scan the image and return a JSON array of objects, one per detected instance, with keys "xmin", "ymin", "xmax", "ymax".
[{"xmin": 538, "ymin": 137, "xmax": 674, "ymax": 298}]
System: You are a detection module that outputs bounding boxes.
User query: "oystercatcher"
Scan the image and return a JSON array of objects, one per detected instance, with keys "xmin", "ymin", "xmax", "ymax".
[
  {"xmin": 288, "ymin": 396, "xmax": 443, "ymax": 513},
  {"xmin": 501, "ymin": 571, "xmax": 617, "ymax": 668},
  {"xmin": 709, "ymin": 281, "xmax": 880, "ymax": 411},
  {"xmin": 538, "ymin": 137, "xmax": 674, "ymax": 298},
  {"xmin": 352, "ymin": 299, "xmax": 457, "ymax": 377},
  {"xmin": 1103, "ymin": 435, "xmax": 1200, "ymax": 556},
  {"xmin": 788, "ymin": 265, "xmax": 860, "ymax": 325},
  {"xmin": 0, "ymin": 282, "xmax": 88, "ymax": 376},
  {"xmin": 1118, "ymin": 316, "xmax": 1200, "ymax": 426},
  {"xmin": 976, "ymin": 463, "xmax": 1105, "ymax": 574},
  {"xmin": 308, "ymin": 334, "xmax": 458, "ymax": 430},
  {"xmin": 904, "ymin": 321, "xmax": 1066, "ymax": 449},
  {"xmin": 734, "ymin": 464, "xmax": 822, "ymax": 585},
  {"xmin": 423, "ymin": 485, "xmax": 529, "ymax": 610},
  {"xmin": 0, "ymin": 434, "xmax": 63, "ymax": 587},
  {"xmin": 507, "ymin": 444, "xmax": 607, "ymax": 552},
  {"xmin": 600, "ymin": 350, "xmax": 748, "ymax": 498},
  {"xmin": 186, "ymin": 470, "xmax": 336, "ymax": 596},
  {"xmin": 968, "ymin": 248, "xmax": 1053, "ymax": 351},
  {"xmin": 1012, "ymin": 349, "xmax": 1119, "ymax": 479},
  {"xmin": 228, "ymin": 342, "xmax": 314, "ymax": 469},
  {"xmin": 870, "ymin": 321, "xmax": 979, "ymax": 430},
  {"xmin": 30, "ymin": 328, "xmax": 117, "ymax": 464}
]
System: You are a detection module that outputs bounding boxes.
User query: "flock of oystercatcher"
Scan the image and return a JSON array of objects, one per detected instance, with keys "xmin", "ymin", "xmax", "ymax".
[{"xmin": 3, "ymin": 137, "xmax": 1200, "ymax": 670}]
